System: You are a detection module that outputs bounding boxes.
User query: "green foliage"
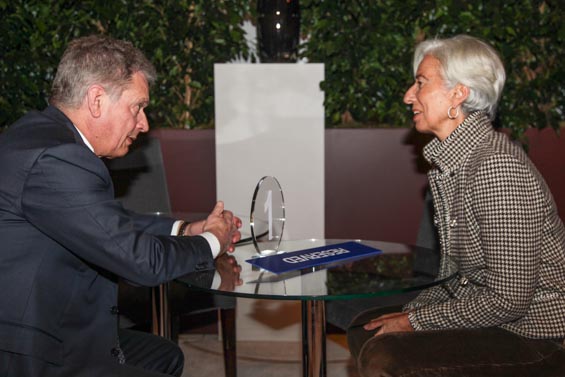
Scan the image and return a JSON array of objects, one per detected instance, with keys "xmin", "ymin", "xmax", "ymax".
[
  {"xmin": 0, "ymin": 0, "xmax": 253, "ymax": 129},
  {"xmin": 1, "ymin": 0, "xmax": 563, "ymax": 139},
  {"xmin": 300, "ymin": 0, "xmax": 564, "ymax": 138}
]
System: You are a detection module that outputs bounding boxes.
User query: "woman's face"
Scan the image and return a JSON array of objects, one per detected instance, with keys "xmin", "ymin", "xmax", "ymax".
[{"xmin": 403, "ymin": 55, "xmax": 458, "ymax": 140}]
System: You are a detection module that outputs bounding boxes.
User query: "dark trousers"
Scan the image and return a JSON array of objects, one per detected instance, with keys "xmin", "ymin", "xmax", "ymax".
[
  {"xmin": 0, "ymin": 329, "xmax": 183, "ymax": 377},
  {"xmin": 347, "ymin": 306, "xmax": 565, "ymax": 377},
  {"xmin": 120, "ymin": 329, "xmax": 185, "ymax": 377}
]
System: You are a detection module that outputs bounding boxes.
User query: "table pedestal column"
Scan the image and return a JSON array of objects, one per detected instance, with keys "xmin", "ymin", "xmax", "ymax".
[{"xmin": 302, "ymin": 300, "xmax": 326, "ymax": 377}]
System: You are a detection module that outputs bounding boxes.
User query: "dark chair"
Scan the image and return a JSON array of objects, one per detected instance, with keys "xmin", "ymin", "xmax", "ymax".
[{"xmin": 106, "ymin": 135, "xmax": 237, "ymax": 377}]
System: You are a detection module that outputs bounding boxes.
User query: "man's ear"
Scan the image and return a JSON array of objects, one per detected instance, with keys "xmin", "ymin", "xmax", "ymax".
[
  {"xmin": 86, "ymin": 85, "xmax": 106, "ymax": 118},
  {"xmin": 452, "ymin": 83, "xmax": 469, "ymax": 108}
]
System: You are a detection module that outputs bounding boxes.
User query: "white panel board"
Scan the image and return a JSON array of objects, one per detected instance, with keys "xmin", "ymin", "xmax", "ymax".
[
  {"xmin": 215, "ymin": 64, "xmax": 325, "ymax": 341},
  {"xmin": 215, "ymin": 63, "xmax": 325, "ymax": 240}
]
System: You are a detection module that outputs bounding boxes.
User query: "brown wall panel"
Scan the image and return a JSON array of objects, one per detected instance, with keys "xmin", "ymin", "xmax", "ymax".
[
  {"xmin": 150, "ymin": 129, "xmax": 217, "ymax": 215},
  {"xmin": 324, "ymin": 128, "xmax": 430, "ymax": 244},
  {"xmin": 151, "ymin": 128, "xmax": 565, "ymax": 246},
  {"xmin": 525, "ymin": 127, "xmax": 565, "ymax": 215}
]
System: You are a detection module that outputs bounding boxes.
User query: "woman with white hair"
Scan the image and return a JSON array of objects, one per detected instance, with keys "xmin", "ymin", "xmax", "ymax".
[{"xmin": 347, "ymin": 35, "xmax": 565, "ymax": 376}]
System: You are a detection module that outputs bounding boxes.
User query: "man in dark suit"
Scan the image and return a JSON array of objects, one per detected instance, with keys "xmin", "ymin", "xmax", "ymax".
[{"xmin": 0, "ymin": 35, "xmax": 241, "ymax": 377}]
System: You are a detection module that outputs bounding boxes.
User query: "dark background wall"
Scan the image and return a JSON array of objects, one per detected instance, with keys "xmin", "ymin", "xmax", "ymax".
[{"xmin": 150, "ymin": 128, "xmax": 565, "ymax": 246}]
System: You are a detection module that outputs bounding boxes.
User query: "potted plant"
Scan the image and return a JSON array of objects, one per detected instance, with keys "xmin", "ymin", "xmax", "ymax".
[
  {"xmin": 299, "ymin": 0, "xmax": 564, "ymax": 140},
  {"xmin": 0, "ymin": 0, "xmax": 253, "ymax": 130}
]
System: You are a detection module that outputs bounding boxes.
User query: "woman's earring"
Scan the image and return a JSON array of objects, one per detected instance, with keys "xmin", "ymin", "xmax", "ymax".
[{"xmin": 447, "ymin": 106, "xmax": 459, "ymax": 119}]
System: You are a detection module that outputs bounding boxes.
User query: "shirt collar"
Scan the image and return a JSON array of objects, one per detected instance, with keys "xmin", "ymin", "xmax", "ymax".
[
  {"xmin": 73, "ymin": 124, "xmax": 95, "ymax": 154},
  {"xmin": 44, "ymin": 105, "xmax": 96, "ymax": 155},
  {"xmin": 73, "ymin": 123, "xmax": 94, "ymax": 153}
]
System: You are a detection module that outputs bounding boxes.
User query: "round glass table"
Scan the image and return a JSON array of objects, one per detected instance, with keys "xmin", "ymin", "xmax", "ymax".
[{"xmin": 176, "ymin": 239, "xmax": 454, "ymax": 377}]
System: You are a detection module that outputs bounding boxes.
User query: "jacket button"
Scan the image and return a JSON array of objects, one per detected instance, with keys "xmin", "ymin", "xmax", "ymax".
[
  {"xmin": 460, "ymin": 276, "xmax": 469, "ymax": 286},
  {"xmin": 110, "ymin": 306, "xmax": 119, "ymax": 315},
  {"xmin": 111, "ymin": 347, "xmax": 120, "ymax": 357}
]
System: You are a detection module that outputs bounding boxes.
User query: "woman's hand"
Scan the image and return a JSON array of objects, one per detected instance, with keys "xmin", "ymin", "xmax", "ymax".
[{"xmin": 364, "ymin": 312, "xmax": 414, "ymax": 336}]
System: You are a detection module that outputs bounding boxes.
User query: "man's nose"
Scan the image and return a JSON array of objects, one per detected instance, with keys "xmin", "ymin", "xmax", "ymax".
[{"xmin": 137, "ymin": 111, "xmax": 149, "ymax": 132}]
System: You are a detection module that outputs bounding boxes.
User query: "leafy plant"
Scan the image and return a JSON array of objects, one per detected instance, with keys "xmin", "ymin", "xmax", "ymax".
[
  {"xmin": 300, "ymin": 0, "xmax": 564, "ymax": 139},
  {"xmin": 1, "ymin": 0, "xmax": 563, "ymax": 140},
  {"xmin": 0, "ymin": 0, "xmax": 253, "ymax": 129}
]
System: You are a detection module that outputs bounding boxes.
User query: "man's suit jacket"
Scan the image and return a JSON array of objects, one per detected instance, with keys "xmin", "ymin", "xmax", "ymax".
[{"xmin": 0, "ymin": 106, "xmax": 214, "ymax": 375}]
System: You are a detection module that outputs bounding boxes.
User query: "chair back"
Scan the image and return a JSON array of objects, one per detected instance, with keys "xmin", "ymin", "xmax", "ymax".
[{"xmin": 106, "ymin": 136, "xmax": 171, "ymax": 214}]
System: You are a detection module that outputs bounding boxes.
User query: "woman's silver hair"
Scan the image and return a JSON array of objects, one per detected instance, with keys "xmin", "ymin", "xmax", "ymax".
[
  {"xmin": 413, "ymin": 35, "xmax": 506, "ymax": 120},
  {"xmin": 50, "ymin": 35, "xmax": 157, "ymax": 109}
]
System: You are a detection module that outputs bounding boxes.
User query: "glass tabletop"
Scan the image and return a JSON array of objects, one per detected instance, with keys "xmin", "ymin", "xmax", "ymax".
[{"xmin": 175, "ymin": 239, "xmax": 454, "ymax": 301}]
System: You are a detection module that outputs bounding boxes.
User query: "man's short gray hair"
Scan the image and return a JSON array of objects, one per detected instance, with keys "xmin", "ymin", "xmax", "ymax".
[
  {"xmin": 413, "ymin": 35, "xmax": 506, "ymax": 120},
  {"xmin": 50, "ymin": 35, "xmax": 157, "ymax": 109}
]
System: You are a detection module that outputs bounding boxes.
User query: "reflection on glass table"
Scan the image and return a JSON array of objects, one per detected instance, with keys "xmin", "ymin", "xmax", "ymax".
[{"xmin": 176, "ymin": 239, "xmax": 455, "ymax": 377}]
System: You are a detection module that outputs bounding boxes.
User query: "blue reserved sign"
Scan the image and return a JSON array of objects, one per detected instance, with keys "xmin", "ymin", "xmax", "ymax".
[{"xmin": 246, "ymin": 241, "xmax": 382, "ymax": 274}]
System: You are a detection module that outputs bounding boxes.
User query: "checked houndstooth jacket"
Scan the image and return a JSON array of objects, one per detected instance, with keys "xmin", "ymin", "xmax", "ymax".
[{"xmin": 404, "ymin": 111, "xmax": 565, "ymax": 339}]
